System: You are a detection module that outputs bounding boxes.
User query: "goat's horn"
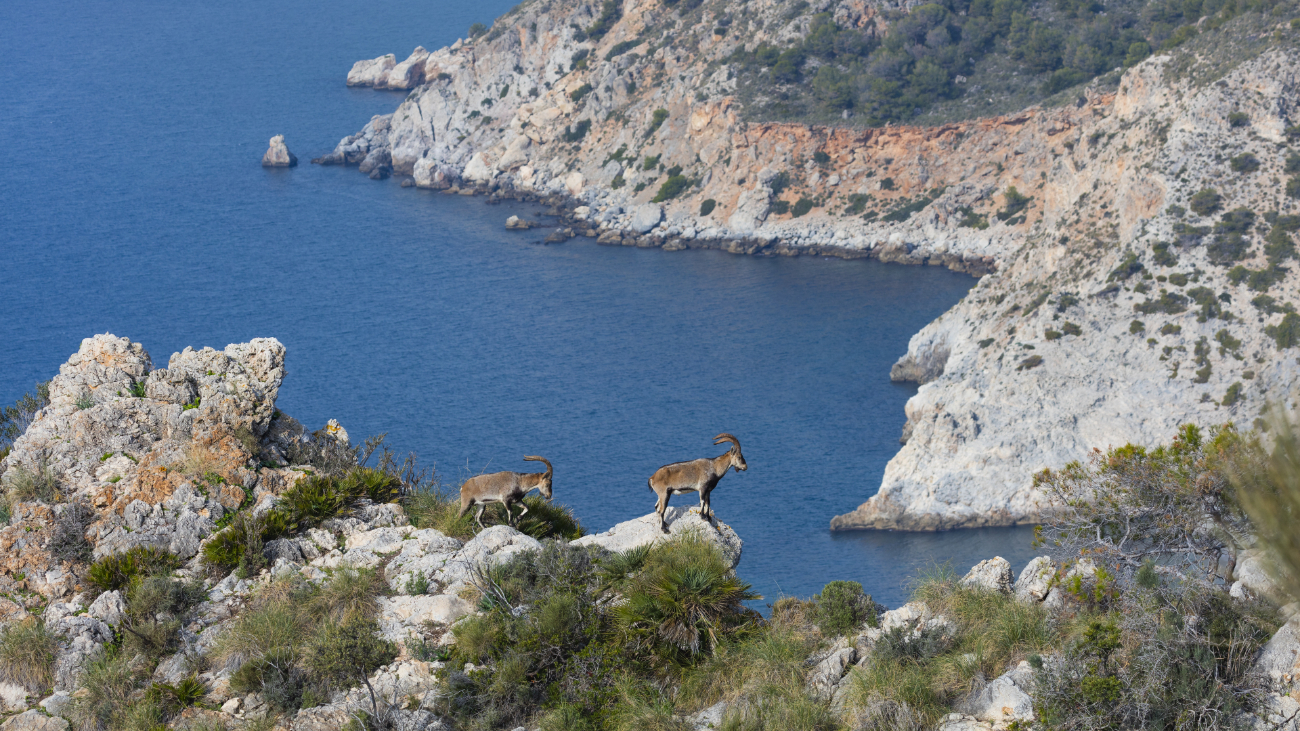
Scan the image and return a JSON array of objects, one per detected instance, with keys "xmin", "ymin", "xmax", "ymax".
[{"xmin": 713, "ymin": 433, "xmax": 740, "ymax": 448}]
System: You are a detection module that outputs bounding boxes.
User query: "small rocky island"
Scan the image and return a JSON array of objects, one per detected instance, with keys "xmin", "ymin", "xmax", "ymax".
[{"xmin": 261, "ymin": 135, "xmax": 297, "ymax": 168}]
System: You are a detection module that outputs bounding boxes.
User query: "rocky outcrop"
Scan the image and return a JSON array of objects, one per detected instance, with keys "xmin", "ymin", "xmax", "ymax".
[
  {"xmin": 261, "ymin": 135, "xmax": 297, "ymax": 167},
  {"xmin": 572, "ymin": 505, "xmax": 743, "ymax": 569},
  {"xmin": 327, "ymin": 0, "xmax": 1300, "ymax": 531}
]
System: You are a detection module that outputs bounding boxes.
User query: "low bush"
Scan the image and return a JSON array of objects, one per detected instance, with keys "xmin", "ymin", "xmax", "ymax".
[
  {"xmin": 569, "ymin": 83, "xmax": 593, "ymax": 102},
  {"xmin": 1229, "ymin": 152, "xmax": 1259, "ymax": 173},
  {"xmin": 307, "ymin": 615, "xmax": 399, "ymax": 718},
  {"xmin": 0, "ymin": 618, "xmax": 58, "ymax": 693},
  {"xmin": 3, "ymin": 461, "xmax": 58, "ymax": 503},
  {"xmin": 699, "ymin": 199, "xmax": 716, "ymax": 216},
  {"xmin": 0, "ymin": 382, "xmax": 49, "ymax": 459},
  {"xmin": 121, "ymin": 575, "xmax": 206, "ymax": 661},
  {"xmin": 791, "ymin": 197, "xmax": 815, "ymax": 217},
  {"xmin": 50, "ymin": 502, "xmax": 95, "ymax": 563},
  {"xmin": 652, "ymin": 175, "xmax": 691, "ymax": 203},
  {"xmin": 812, "ymin": 581, "xmax": 879, "ymax": 636},
  {"xmin": 443, "ymin": 536, "xmax": 759, "ymax": 729},
  {"xmin": 996, "ymin": 187, "xmax": 1032, "ymax": 222},
  {"xmin": 68, "ymin": 646, "xmax": 139, "ymax": 731},
  {"xmin": 562, "ymin": 120, "xmax": 591, "ymax": 143},
  {"xmin": 1189, "ymin": 188, "xmax": 1222, "ymax": 217},
  {"xmin": 647, "ymin": 108, "xmax": 669, "ymax": 135},
  {"xmin": 88, "ymin": 545, "xmax": 181, "ymax": 594}
]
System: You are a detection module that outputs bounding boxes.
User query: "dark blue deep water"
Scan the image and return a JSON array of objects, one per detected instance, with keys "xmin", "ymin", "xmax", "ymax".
[{"xmin": 0, "ymin": 0, "xmax": 1037, "ymax": 607}]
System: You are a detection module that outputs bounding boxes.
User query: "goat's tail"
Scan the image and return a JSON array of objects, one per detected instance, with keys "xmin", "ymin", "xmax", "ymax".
[{"xmin": 523, "ymin": 455, "xmax": 552, "ymax": 479}]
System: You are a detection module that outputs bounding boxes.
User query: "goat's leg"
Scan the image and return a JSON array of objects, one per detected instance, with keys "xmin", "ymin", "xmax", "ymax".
[
  {"xmin": 514, "ymin": 499, "xmax": 530, "ymax": 523},
  {"xmin": 655, "ymin": 490, "xmax": 671, "ymax": 533},
  {"xmin": 699, "ymin": 488, "xmax": 714, "ymax": 523},
  {"xmin": 474, "ymin": 503, "xmax": 487, "ymax": 530}
]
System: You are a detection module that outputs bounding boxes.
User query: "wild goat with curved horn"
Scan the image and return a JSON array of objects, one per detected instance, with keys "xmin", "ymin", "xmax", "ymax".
[
  {"xmin": 647, "ymin": 433, "xmax": 747, "ymax": 533},
  {"xmin": 457, "ymin": 456, "xmax": 553, "ymax": 530}
]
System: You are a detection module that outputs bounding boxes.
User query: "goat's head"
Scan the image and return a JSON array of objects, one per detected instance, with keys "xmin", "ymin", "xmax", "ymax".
[
  {"xmin": 714, "ymin": 433, "xmax": 746, "ymax": 472},
  {"xmin": 523, "ymin": 456, "xmax": 554, "ymax": 500}
]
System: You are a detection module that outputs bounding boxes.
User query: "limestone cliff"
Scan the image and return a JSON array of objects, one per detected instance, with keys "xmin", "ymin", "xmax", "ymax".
[{"xmin": 321, "ymin": 0, "xmax": 1300, "ymax": 530}]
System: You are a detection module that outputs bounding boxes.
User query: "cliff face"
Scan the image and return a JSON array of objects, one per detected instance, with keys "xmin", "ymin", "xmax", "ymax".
[{"xmin": 323, "ymin": 0, "xmax": 1300, "ymax": 530}]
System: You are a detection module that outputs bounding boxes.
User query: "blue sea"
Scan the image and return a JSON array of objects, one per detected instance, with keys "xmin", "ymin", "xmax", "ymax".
[{"xmin": 0, "ymin": 0, "xmax": 1036, "ymax": 607}]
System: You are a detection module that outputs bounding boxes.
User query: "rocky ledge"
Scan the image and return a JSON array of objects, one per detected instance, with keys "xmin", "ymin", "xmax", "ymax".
[{"xmin": 322, "ymin": 0, "xmax": 1300, "ymax": 531}]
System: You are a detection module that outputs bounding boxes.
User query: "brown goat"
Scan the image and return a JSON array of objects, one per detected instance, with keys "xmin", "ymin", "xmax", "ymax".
[
  {"xmin": 457, "ymin": 456, "xmax": 553, "ymax": 530},
  {"xmin": 647, "ymin": 434, "xmax": 746, "ymax": 533}
]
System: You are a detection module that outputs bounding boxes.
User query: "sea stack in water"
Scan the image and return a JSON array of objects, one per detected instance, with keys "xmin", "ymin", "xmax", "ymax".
[{"xmin": 261, "ymin": 135, "xmax": 298, "ymax": 167}]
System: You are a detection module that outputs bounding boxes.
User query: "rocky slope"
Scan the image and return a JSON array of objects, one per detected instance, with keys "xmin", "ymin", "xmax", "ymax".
[
  {"xmin": 321, "ymin": 0, "xmax": 1300, "ymax": 531},
  {"xmin": 0, "ymin": 334, "xmax": 747, "ymax": 729}
]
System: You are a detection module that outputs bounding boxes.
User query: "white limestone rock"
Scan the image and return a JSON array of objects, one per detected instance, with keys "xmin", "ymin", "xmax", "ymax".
[
  {"xmin": 960, "ymin": 557, "xmax": 1013, "ymax": 594},
  {"xmin": 955, "ymin": 661, "xmax": 1035, "ymax": 723},
  {"xmin": 87, "ymin": 590, "xmax": 126, "ymax": 627},
  {"xmin": 1014, "ymin": 556, "xmax": 1055, "ymax": 603},
  {"xmin": 347, "ymin": 54, "xmax": 397, "ymax": 87},
  {"xmin": 261, "ymin": 135, "xmax": 298, "ymax": 167},
  {"xmin": 630, "ymin": 203, "xmax": 662, "ymax": 234},
  {"xmin": 378, "ymin": 595, "xmax": 475, "ymax": 643},
  {"xmin": 807, "ymin": 647, "xmax": 856, "ymax": 700},
  {"xmin": 1256, "ymin": 619, "xmax": 1300, "ymax": 686},
  {"xmin": 0, "ymin": 712, "xmax": 69, "ymax": 731},
  {"xmin": 572, "ymin": 506, "xmax": 743, "ymax": 569}
]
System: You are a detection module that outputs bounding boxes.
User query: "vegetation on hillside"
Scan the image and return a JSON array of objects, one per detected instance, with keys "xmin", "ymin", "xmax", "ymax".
[{"xmin": 727, "ymin": 0, "xmax": 1299, "ymax": 125}]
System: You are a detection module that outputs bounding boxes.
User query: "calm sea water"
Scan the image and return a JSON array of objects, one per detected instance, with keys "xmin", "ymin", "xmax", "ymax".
[{"xmin": 0, "ymin": 0, "xmax": 1037, "ymax": 607}]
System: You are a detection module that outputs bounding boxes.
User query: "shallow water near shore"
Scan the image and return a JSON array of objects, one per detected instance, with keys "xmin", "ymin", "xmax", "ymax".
[{"xmin": 0, "ymin": 0, "xmax": 1038, "ymax": 607}]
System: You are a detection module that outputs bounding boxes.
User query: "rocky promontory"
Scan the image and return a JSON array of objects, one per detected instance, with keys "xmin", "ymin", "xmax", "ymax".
[{"xmin": 319, "ymin": 0, "xmax": 1300, "ymax": 531}]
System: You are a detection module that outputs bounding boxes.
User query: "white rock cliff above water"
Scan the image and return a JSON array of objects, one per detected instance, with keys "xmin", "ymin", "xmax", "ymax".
[{"xmin": 321, "ymin": 0, "xmax": 1300, "ymax": 531}]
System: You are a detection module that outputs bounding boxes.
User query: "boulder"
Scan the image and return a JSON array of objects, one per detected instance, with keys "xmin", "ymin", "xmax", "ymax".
[
  {"xmin": 384, "ymin": 47, "xmax": 430, "ymax": 90},
  {"xmin": 807, "ymin": 646, "xmax": 856, "ymax": 700},
  {"xmin": 954, "ymin": 661, "xmax": 1035, "ymax": 723},
  {"xmin": 1014, "ymin": 556, "xmax": 1054, "ymax": 603},
  {"xmin": 0, "ymin": 712, "xmax": 68, "ymax": 731},
  {"xmin": 630, "ymin": 203, "xmax": 663, "ymax": 233},
  {"xmin": 261, "ymin": 135, "xmax": 298, "ymax": 167},
  {"xmin": 960, "ymin": 557, "xmax": 1013, "ymax": 594},
  {"xmin": 378, "ymin": 595, "xmax": 475, "ymax": 643},
  {"xmin": 505, "ymin": 215, "xmax": 536, "ymax": 230},
  {"xmin": 87, "ymin": 590, "xmax": 126, "ymax": 627},
  {"xmin": 1256, "ymin": 618, "xmax": 1300, "ymax": 686},
  {"xmin": 0, "ymin": 683, "xmax": 28, "ymax": 712},
  {"xmin": 572, "ymin": 506, "xmax": 743, "ymax": 569},
  {"xmin": 347, "ymin": 54, "xmax": 397, "ymax": 87},
  {"xmin": 727, "ymin": 187, "xmax": 770, "ymax": 233},
  {"xmin": 935, "ymin": 715, "xmax": 994, "ymax": 731},
  {"xmin": 1235, "ymin": 549, "xmax": 1281, "ymax": 600},
  {"xmin": 686, "ymin": 701, "xmax": 727, "ymax": 730},
  {"xmin": 437, "ymin": 526, "xmax": 542, "ymax": 589}
]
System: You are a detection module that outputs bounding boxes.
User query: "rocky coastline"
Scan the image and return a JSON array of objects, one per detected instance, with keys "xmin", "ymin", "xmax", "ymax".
[{"xmin": 314, "ymin": 0, "xmax": 1300, "ymax": 533}]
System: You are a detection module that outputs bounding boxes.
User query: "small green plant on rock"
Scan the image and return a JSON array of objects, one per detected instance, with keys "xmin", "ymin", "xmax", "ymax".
[
  {"xmin": 0, "ymin": 618, "xmax": 58, "ymax": 694},
  {"xmin": 1189, "ymin": 188, "xmax": 1222, "ymax": 217}
]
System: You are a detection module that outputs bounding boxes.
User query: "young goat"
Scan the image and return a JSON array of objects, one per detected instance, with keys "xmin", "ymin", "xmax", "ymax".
[
  {"xmin": 457, "ymin": 456, "xmax": 553, "ymax": 530},
  {"xmin": 647, "ymin": 434, "xmax": 746, "ymax": 533}
]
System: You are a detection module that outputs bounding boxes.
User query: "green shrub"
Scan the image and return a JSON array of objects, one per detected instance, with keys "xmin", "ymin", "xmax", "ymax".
[
  {"xmin": 957, "ymin": 206, "xmax": 989, "ymax": 229},
  {"xmin": 1045, "ymin": 329, "xmax": 1063, "ymax": 340},
  {"xmin": 1108, "ymin": 252, "xmax": 1143, "ymax": 281},
  {"xmin": 88, "ymin": 545, "xmax": 181, "ymax": 593},
  {"xmin": 1189, "ymin": 188, "xmax": 1222, "ymax": 217},
  {"xmin": 1017, "ymin": 355, "xmax": 1043, "ymax": 370},
  {"xmin": 1267, "ymin": 312, "xmax": 1300, "ymax": 349},
  {"xmin": 1062, "ymin": 322, "xmax": 1083, "ymax": 336},
  {"xmin": 652, "ymin": 175, "xmax": 691, "ymax": 202},
  {"xmin": 642, "ymin": 154, "xmax": 661, "ymax": 171},
  {"xmin": 0, "ymin": 619, "xmax": 57, "ymax": 693},
  {"xmin": 145, "ymin": 675, "xmax": 208, "ymax": 718},
  {"xmin": 311, "ymin": 567, "xmax": 384, "ymax": 623},
  {"xmin": 570, "ymin": 83, "xmax": 593, "ymax": 102},
  {"xmin": 1229, "ymin": 153, "xmax": 1259, "ymax": 173},
  {"xmin": 562, "ymin": 120, "xmax": 592, "ymax": 142},
  {"xmin": 996, "ymin": 187, "xmax": 1032, "ymax": 222},
  {"xmin": 0, "ymin": 382, "xmax": 49, "ymax": 457},
  {"xmin": 1134, "ymin": 290, "xmax": 1189, "ymax": 315},
  {"xmin": 605, "ymin": 39, "xmax": 640, "ymax": 60},
  {"xmin": 1227, "ymin": 111, "xmax": 1250, "ymax": 127},
  {"xmin": 791, "ymin": 197, "xmax": 815, "ymax": 217},
  {"xmin": 770, "ymin": 200, "xmax": 791, "ymax": 215},
  {"xmin": 1288, "ymin": 176, "xmax": 1300, "ymax": 199},
  {"xmin": 812, "ymin": 580, "xmax": 879, "ymax": 636},
  {"xmin": 586, "ymin": 0, "xmax": 621, "ymax": 40},
  {"xmin": 468, "ymin": 22, "xmax": 488, "ymax": 38},
  {"xmin": 307, "ymin": 616, "xmax": 399, "ymax": 717},
  {"xmin": 699, "ymin": 199, "xmax": 716, "ymax": 216},
  {"xmin": 1222, "ymin": 382, "xmax": 1244, "ymax": 406},
  {"xmin": 122, "ymin": 575, "xmax": 206, "ymax": 661},
  {"xmin": 648, "ymin": 108, "xmax": 669, "ymax": 135},
  {"xmin": 1286, "ymin": 154, "xmax": 1300, "ymax": 174}
]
